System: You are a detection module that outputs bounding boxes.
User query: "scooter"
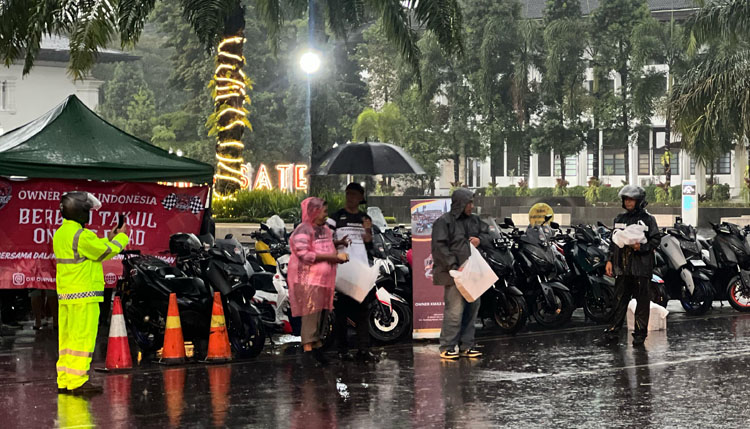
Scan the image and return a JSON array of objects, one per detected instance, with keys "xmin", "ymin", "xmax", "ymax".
[
  {"xmin": 652, "ymin": 219, "xmax": 714, "ymax": 315},
  {"xmin": 478, "ymin": 218, "xmax": 528, "ymax": 334},
  {"xmin": 117, "ymin": 233, "xmax": 266, "ymax": 359},
  {"xmin": 704, "ymin": 221, "xmax": 750, "ymax": 312},
  {"xmin": 554, "ymin": 224, "xmax": 616, "ymax": 323},
  {"xmin": 504, "ymin": 216, "xmax": 575, "ymax": 328}
]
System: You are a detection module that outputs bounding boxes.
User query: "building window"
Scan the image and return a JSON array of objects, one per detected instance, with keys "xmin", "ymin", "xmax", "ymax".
[
  {"xmin": 587, "ymin": 152, "xmax": 594, "ymax": 177},
  {"xmin": 554, "ymin": 155, "xmax": 577, "ymax": 177},
  {"xmin": 638, "ymin": 152, "xmax": 650, "ymax": 175},
  {"xmin": 0, "ymin": 80, "xmax": 14, "ymax": 112},
  {"xmin": 538, "ymin": 151, "xmax": 551, "ymax": 177},
  {"xmin": 690, "ymin": 153, "xmax": 730, "ymax": 175},
  {"xmin": 603, "ymin": 151, "xmax": 626, "ymax": 175},
  {"xmin": 653, "ymin": 151, "xmax": 679, "ymax": 175}
]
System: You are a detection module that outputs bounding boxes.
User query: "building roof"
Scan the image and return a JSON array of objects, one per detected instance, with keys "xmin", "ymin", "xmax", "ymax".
[
  {"xmin": 521, "ymin": 0, "xmax": 699, "ymax": 19},
  {"xmin": 37, "ymin": 35, "xmax": 138, "ymax": 63}
]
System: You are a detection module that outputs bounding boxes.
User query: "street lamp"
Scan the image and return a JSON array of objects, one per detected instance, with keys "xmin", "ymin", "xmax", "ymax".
[{"xmin": 300, "ymin": 50, "xmax": 322, "ymax": 74}]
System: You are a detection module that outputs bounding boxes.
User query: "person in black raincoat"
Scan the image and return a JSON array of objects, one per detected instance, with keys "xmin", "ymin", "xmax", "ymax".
[
  {"xmin": 596, "ymin": 185, "xmax": 660, "ymax": 347},
  {"xmin": 431, "ymin": 188, "xmax": 491, "ymax": 360}
]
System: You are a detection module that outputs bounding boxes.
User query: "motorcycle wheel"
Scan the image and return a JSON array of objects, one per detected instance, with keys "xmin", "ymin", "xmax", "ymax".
[
  {"xmin": 319, "ymin": 310, "xmax": 337, "ymax": 350},
  {"xmin": 583, "ymin": 286, "xmax": 615, "ymax": 323},
  {"xmin": 122, "ymin": 297, "xmax": 163, "ymax": 353},
  {"xmin": 367, "ymin": 300, "xmax": 412, "ymax": 344},
  {"xmin": 532, "ymin": 289, "xmax": 574, "ymax": 328},
  {"xmin": 680, "ymin": 278, "xmax": 713, "ymax": 315},
  {"xmin": 728, "ymin": 276, "xmax": 750, "ymax": 312},
  {"xmin": 226, "ymin": 299, "xmax": 266, "ymax": 359},
  {"xmin": 494, "ymin": 295, "xmax": 527, "ymax": 335}
]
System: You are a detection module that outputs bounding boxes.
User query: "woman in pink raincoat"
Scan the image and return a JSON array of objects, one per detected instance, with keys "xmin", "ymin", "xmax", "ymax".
[{"xmin": 288, "ymin": 197, "xmax": 349, "ymax": 365}]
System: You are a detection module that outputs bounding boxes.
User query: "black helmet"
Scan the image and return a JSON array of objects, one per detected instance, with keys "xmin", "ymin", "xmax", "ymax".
[
  {"xmin": 169, "ymin": 233, "xmax": 202, "ymax": 256},
  {"xmin": 618, "ymin": 185, "xmax": 647, "ymax": 210},
  {"xmin": 60, "ymin": 192, "xmax": 101, "ymax": 226}
]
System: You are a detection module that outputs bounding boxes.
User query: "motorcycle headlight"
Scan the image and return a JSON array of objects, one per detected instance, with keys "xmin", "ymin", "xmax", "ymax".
[{"xmin": 279, "ymin": 263, "xmax": 288, "ymax": 276}]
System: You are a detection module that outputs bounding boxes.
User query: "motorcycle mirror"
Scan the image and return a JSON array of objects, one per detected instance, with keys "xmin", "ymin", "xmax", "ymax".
[
  {"xmin": 260, "ymin": 224, "xmax": 269, "ymax": 231},
  {"xmin": 225, "ymin": 234, "xmax": 233, "ymax": 239},
  {"xmin": 504, "ymin": 217, "xmax": 515, "ymax": 227},
  {"xmin": 550, "ymin": 221, "xmax": 560, "ymax": 229},
  {"xmin": 596, "ymin": 221, "xmax": 605, "ymax": 227}
]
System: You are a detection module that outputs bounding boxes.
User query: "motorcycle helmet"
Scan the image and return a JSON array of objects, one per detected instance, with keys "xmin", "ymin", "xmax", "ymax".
[
  {"xmin": 169, "ymin": 233, "xmax": 202, "ymax": 256},
  {"xmin": 618, "ymin": 185, "xmax": 647, "ymax": 210},
  {"xmin": 60, "ymin": 192, "xmax": 101, "ymax": 226}
]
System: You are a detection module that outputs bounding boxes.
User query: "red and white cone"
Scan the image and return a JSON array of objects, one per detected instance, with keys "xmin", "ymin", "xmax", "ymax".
[{"xmin": 105, "ymin": 296, "xmax": 133, "ymax": 370}]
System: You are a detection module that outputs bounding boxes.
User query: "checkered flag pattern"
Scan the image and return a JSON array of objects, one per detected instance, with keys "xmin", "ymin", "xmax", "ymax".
[
  {"xmin": 189, "ymin": 196, "xmax": 203, "ymax": 214},
  {"xmin": 162, "ymin": 193, "xmax": 204, "ymax": 214},
  {"xmin": 162, "ymin": 193, "xmax": 178, "ymax": 211}
]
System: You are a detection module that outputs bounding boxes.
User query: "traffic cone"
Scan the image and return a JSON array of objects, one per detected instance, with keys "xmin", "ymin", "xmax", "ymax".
[
  {"xmin": 160, "ymin": 293, "xmax": 186, "ymax": 364},
  {"xmin": 104, "ymin": 297, "xmax": 133, "ymax": 370},
  {"xmin": 205, "ymin": 292, "xmax": 232, "ymax": 363}
]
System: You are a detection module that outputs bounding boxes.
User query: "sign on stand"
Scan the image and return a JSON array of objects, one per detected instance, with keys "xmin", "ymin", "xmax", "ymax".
[
  {"xmin": 410, "ymin": 199, "xmax": 450, "ymax": 339},
  {"xmin": 682, "ymin": 179, "xmax": 698, "ymax": 226}
]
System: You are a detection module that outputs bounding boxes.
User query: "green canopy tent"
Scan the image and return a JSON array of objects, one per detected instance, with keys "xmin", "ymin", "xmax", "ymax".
[{"xmin": 0, "ymin": 95, "xmax": 213, "ymax": 183}]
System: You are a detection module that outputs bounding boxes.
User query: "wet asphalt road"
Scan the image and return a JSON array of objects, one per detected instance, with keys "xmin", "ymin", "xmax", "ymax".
[{"xmin": 2, "ymin": 302, "xmax": 750, "ymax": 428}]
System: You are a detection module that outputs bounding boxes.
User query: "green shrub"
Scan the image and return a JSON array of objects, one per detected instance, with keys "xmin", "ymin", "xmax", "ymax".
[
  {"xmin": 710, "ymin": 184, "xmax": 730, "ymax": 202},
  {"xmin": 212, "ymin": 189, "xmax": 345, "ymax": 222},
  {"xmin": 670, "ymin": 185, "xmax": 681, "ymax": 202},
  {"xmin": 599, "ymin": 186, "xmax": 622, "ymax": 202},
  {"xmin": 644, "ymin": 185, "xmax": 657, "ymax": 203},
  {"xmin": 530, "ymin": 187, "xmax": 554, "ymax": 197},
  {"xmin": 568, "ymin": 186, "xmax": 587, "ymax": 198},
  {"xmin": 498, "ymin": 185, "xmax": 517, "ymax": 196},
  {"xmin": 654, "ymin": 186, "xmax": 669, "ymax": 204}
]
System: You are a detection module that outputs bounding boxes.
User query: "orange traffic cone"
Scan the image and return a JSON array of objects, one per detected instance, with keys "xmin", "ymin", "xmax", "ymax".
[
  {"xmin": 160, "ymin": 293, "xmax": 186, "ymax": 364},
  {"xmin": 104, "ymin": 297, "xmax": 133, "ymax": 370},
  {"xmin": 205, "ymin": 292, "xmax": 233, "ymax": 363}
]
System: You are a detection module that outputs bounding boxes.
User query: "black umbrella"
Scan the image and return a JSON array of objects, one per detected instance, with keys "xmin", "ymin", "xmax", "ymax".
[{"xmin": 311, "ymin": 142, "xmax": 426, "ymax": 175}]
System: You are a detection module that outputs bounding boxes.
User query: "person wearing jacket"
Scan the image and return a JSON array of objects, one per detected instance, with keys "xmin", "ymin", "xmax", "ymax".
[
  {"xmin": 596, "ymin": 185, "xmax": 660, "ymax": 347},
  {"xmin": 54, "ymin": 192, "xmax": 129, "ymax": 396},
  {"xmin": 432, "ymin": 188, "xmax": 491, "ymax": 360}
]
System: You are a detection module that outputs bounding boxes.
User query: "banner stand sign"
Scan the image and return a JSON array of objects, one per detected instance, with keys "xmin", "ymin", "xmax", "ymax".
[
  {"xmin": 682, "ymin": 180, "xmax": 698, "ymax": 226},
  {"xmin": 0, "ymin": 178, "xmax": 208, "ymax": 289},
  {"xmin": 410, "ymin": 199, "xmax": 450, "ymax": 339}
]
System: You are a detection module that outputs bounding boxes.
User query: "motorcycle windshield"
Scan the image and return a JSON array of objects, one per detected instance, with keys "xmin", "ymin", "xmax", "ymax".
[{"xmin": 213, "ymin": 239, "xmax": 247, "ymax": 264}]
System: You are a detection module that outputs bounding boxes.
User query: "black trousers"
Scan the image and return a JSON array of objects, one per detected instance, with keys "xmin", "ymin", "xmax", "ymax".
[
  {"xmin": 607, "ymin": 275, "xmax": 651, "ymax": 338},
  {"xmin": 334, "ymin": 294, "xmax": 370, "ymax": 352}
]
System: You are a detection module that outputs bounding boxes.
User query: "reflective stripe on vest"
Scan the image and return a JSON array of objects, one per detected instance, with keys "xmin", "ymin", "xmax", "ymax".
[
  {"xmin": 72, "ymin": 229, "xmax": 84, "ymax": 259},
  {"xmin": 58, "ymin": 291, "xmax": 104, "ymax": 301}
]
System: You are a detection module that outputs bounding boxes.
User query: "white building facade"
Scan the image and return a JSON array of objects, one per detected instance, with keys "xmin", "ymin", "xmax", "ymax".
[
  {"xmin": 0, "ymin": 36, "xmax": 135, "ymax": 134},
  {"xmin": 434, "ymin": 0, "xmax": 740, "ymax": 196}
]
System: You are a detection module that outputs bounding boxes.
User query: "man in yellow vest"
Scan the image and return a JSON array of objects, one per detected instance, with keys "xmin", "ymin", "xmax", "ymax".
[{"xmin": 53, "ymin": 192, "xmax": 129, "ymax": 396}]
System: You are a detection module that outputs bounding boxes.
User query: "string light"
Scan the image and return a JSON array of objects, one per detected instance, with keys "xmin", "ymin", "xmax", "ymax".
[
  {"xmin": 218, "ymin": 141, "xmax": 244, "ymax": 148},
  {"xmin": 215, "ymin": 77, "xmax": 246, "ymax": 87},
  {"xmin": 218, "ymin": 162, "xmax": 244, "ymax": 176},
  {"xmin": 216, "ymin": 154, "xmax": 243, "ymax": 163},
  {"xmin": 217, "ymin": 108, "xmax": 247, "ymax": 118},
  {"xmin": 218, "ymin": 51, "xmax": 244, "ymax": 62},
  {"xmin": 218, "ymin": 36, "xmax": 245, "ymax": 50},
  {"xmin": 215, "ymin": 92, "xmax": 242, "ymax": 102},
  {"xmin": 218, "ymin": 120, "xmax": 246, "ymax": 131}
]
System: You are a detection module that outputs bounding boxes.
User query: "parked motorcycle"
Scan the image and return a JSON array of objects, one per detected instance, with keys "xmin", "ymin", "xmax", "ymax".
[
  {"xmin": 553, "ymin": 224, "xmax": 616, "ymax": 323},
  {"xmin": 503, "ymin": 216, "xmax": 575, "ymax": 328},
  {"xmin": 704, "ymin": 221, "xmax": 750, "ymax": 312},
  {"xmin": 478, "ymin": 218, "xmax": 528, "ymax": 334},
  {"xmin": 117, "ymin": 233, "xmax": 266, "ymax": 359},
  {"xmin": 652, "ymin": 219, "xmax": 714, "ymax": 315}
]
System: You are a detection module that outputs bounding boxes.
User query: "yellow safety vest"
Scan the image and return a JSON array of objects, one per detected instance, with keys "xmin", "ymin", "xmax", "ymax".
[{"xmin": 53, "ymin": 219, "xmax": 129, "ymax": 304}]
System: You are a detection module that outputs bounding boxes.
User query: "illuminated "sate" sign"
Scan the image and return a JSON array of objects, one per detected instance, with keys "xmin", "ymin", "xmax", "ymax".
[{"xmin": 240, "ymin": 163, "xmax": 308, "ymax": 191}]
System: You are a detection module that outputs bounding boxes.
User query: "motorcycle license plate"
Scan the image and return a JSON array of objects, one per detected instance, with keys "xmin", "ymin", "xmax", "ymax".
[{"xmin": 690, "ymin": 259, "xmax": 706, "ymax": 267}]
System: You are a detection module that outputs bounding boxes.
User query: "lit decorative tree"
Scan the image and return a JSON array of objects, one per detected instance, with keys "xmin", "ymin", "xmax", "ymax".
[{"xmin": 206, "ymin": 12, "xmax": 252, "ymax": 198}]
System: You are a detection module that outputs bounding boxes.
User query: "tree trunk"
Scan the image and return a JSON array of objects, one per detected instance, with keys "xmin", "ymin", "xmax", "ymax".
[
  {"xmin": 308, "ymin": 0, "xmax": 333, "ymax": 194},
  {"xmin": 560, "ymin": 155, "xmax": 566, "ymax": 182},
  {"xmin": 453, "ymin": 153, "xmax": 460, "ymax": 185},
  {"xmin": 213, "ymin": 5, "xmax": 247, "ymax": 196},
  {"xmin": 620, "ymin": 67, "xmax": 630, "ymax": 181}
]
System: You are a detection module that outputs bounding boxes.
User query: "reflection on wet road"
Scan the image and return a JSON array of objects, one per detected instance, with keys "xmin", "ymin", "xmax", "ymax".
[{"xmin": 1, "ymin": 302, "xmax": 749, "ymax": 428}]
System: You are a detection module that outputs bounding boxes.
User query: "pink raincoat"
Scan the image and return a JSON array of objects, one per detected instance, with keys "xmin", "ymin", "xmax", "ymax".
[{"xmin": 287, "ymin": 197, "xmax": 337, "ymax": 317}]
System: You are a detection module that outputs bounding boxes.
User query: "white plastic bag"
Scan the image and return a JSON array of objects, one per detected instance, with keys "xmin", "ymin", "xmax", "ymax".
[
  {"xmin": 626, "ymin": 299, "xmax": 669, "ymax": 331},
  {"xmin": 335, "ymin": 259, "xmax": 378, "ymax": 303},
  {"xmin": 449, "ymin": 245, "xmax": 499, "ymax": 302},
  {"xmin": 612, "ymin": 221, "xmax": 648, "ymax": 248}
]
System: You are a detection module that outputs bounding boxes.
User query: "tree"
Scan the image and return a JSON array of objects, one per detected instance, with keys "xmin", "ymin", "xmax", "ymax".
[
  {"xmin": 534, "ymin": 0, "xmax": 589, "ymax": 182},
  {"xmin": 591, "ymin": 0, "xmax": 652, "ymax": 181},
  {"xmin": 671, "ymin": 0, "xmax": 750, "ymax": 193},
  {"xmin": 99, "ymin": 62, "xmax": 150, "ymax": 127},
  {"xmin": 633, "ymin": 18, "xmax": 689, "ymax": 188},
  {"xmin": 0, "ymin": 0, "xmax": 464, "ymax": 196},
  {"xmin": 125, "ymin": 88, "xmax": 157, "ymax": 141}
]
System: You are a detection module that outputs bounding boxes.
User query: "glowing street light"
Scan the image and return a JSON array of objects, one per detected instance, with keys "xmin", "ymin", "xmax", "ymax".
[{"xmin": 300, "ymin": 50, "xmax": 322, "ymax": 74}]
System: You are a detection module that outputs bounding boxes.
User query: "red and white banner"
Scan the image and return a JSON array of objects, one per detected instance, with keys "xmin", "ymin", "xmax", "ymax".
[
  {"xmin": 411, "ymin": 199, "xmax": 450, "ymax": 339},
  {"xmin": 0, "ymin": 178, "xmax": 209, "ymax": 289}
]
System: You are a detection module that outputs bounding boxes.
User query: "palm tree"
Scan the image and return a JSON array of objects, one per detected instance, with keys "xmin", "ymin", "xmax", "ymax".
[
  {"xmin": 0, "ymin": 0, "xmax": 463, "ymax": 195},
  {"xmin": 671, "ymin": 0, "xmax": 750, "ymax": 194}
]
